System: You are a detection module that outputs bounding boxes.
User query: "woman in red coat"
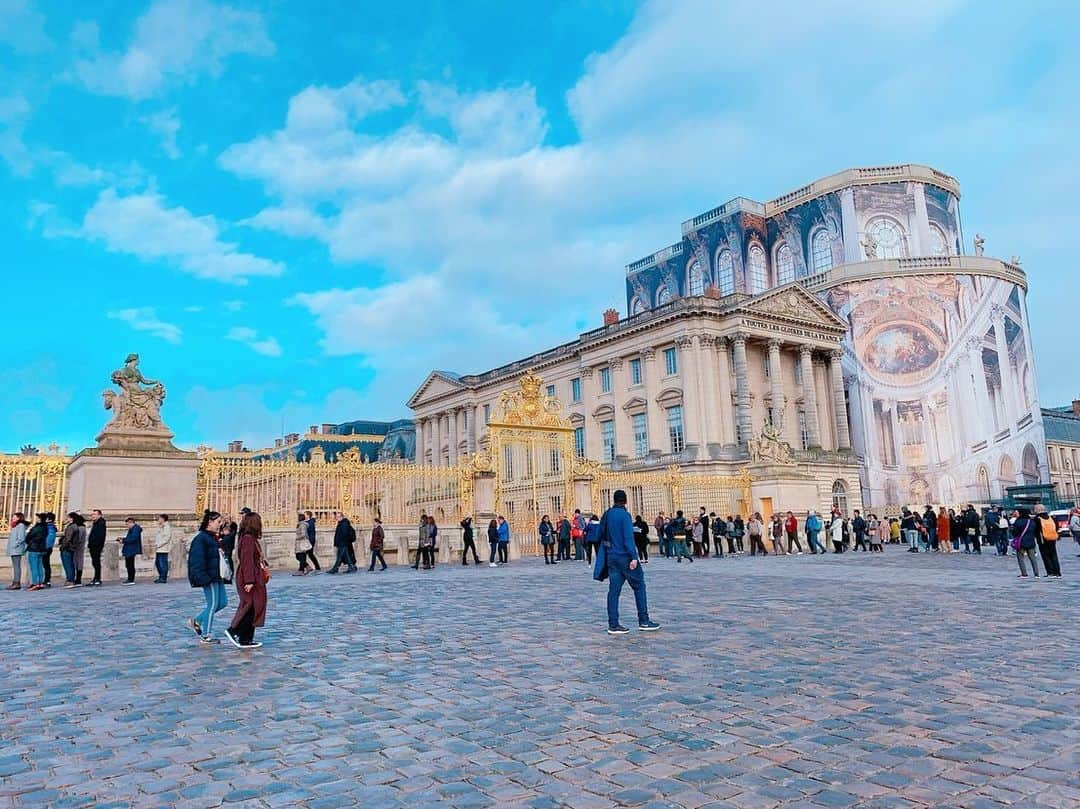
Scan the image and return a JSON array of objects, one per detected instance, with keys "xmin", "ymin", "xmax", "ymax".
[{"xmin": 226, "ymin": 511, "xmax": 268, "ymax": 649}]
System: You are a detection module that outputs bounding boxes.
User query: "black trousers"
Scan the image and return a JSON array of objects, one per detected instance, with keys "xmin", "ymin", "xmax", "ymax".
[
  {"xmin": 1038, "ymin": 541, "xmax": 1061, "ymax": 576},
  {"xmin": 786, "ymin": 532, "xmax": 803, "ymax": 553},
  {"xmin": 462, "ymin": 538, "xmax": 480, "ymax": 564},
  {"xmin": 369, "ymin": 550, "xmax": 387, "ymax": 571},
  {"xmin": 414, "ymin": 547, "xmax": 433, "ymax": 568},
  {"xmin": 304, "ymin": 546, "xmax": 321, "ymax": 570},
  {"xmin": 124, "ymin": 555, "xmax": 136, "ymax": 582},
  {"xmin": 42, "ymin": 549, "xmax": 52, "ymax": 584},
  {"xmin": 635, "ymin": 537, "xmax": 649, "ymax": 561},
  {"xmin": 853, "ymin": 534, "xmax": 868, "ymax": 551},
  {"xmin": 585, "ymin": 543, "xmax": 594, "ymax": 563},
  {"xmin": 544, "ymin": 543, "xmax": 556, "ymax": 563},
  {"xmin": 497, "ymin": 543, "xmax": 508, "ymax": 563},
  {"xmin": 89, "ymin": 544, "xmax": 103, "ymax": 583},
  {"xmin": 556, "ymin": 538, "xmax": 571, "ymax": 561},
  {"xmin": 232, "ymin": 605, "xmax": 256, "ymax": 644},
  {"xmin": 712, "ymin": 534, "xmax": 725, "ymax": 556},
  {"xmin": 296, "ymin": 552, "xmax": 309, "ymax": 572}
]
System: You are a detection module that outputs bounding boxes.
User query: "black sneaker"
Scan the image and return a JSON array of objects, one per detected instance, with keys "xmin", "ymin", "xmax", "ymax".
[
  {"xmin": 607, "ymin": 625, "xmax": 630, "ymax": 635},
  {"xmin": 187, "ymin": 618, "xmax": 202, "ymax": 637},
  {"xmin": 224, "ymin": 628, "xmax": 245, "ymax": 649},
  {"xmin": 240, "ymin": 641, "xmax": 263, "ymax": 649},
  {"xmin": 198, "ymin": 636, "xmax": 219, "ymax": 645},
  {"xmin": 638, "ymin": 621, "xmax": 661, "ymax": 632}
]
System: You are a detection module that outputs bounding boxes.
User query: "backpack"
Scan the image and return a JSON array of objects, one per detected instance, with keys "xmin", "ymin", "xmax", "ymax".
[
  {"xmin": 1038, "ymin": 515, "xmax": 1057, "ymax": 541},
  {"xmin": 347, "ymin": 524, "xmax": 357, "ymax": 543}
]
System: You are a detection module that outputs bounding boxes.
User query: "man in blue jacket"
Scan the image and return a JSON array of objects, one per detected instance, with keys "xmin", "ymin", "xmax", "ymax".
[{"xmin": 603, "ymin": 490, "xmax": 660, "ymax": 635}]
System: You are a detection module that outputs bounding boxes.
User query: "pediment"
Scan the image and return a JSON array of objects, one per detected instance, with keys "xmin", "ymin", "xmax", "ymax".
[
  {"xmin": 622, "ymin": 396, "xmax": 648, "ymax": 413},
  {"xmin": 739, "ymin": 283, "xmax": 846, "ymax": 331},
  {"xmin": 408, "ymin": 371, "xmax": 466, "ymax": 408}
]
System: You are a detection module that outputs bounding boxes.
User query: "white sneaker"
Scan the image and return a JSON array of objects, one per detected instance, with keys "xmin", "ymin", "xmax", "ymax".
[
  {"xmin": 489, "ymin": 562, "xmax": 497, "ymax": 567},
  {"xmin": 797, "ymin": 552, "xmax": 803, "ymax": 555}
]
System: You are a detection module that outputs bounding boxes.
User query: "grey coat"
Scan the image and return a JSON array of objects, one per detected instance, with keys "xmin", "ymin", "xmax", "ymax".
[{"xmin": 7, "ymin": 522, "xmax": 27, "ymax": 556}]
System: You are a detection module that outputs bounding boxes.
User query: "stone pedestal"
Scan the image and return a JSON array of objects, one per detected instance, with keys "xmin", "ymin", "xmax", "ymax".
[
  {"xmin": 67, "ymin": 449, "xmax": 201, "ymax": 517},
  {"xmin": 750, "ymin": 466, "xmax": 821, "ymax": 516}
]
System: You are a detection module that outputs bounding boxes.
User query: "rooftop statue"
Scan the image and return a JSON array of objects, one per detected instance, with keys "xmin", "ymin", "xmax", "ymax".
[{"xmin": 973, "ymin": 233, "xmax": 985, "ymax": 256}]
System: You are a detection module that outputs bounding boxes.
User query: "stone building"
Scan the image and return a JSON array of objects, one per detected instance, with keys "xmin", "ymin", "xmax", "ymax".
[
  {"xmin": 1043, "ymin": 403, "xmax": 1080, "ymax": 503},
  {"xmin": 409, "ymin": 164, "xmax": 1047, "ymax": 515}
]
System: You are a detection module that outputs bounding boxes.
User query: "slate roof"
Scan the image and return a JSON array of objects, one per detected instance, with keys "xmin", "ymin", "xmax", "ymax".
[{"xmin": 1042, "ymin": 407, "xmax": 1080, "ymax": 445}]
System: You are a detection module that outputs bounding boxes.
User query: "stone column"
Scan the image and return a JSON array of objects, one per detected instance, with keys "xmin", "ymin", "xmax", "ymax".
[
  {"xmin": 698, "ymin": 335, "xmax": 721, "ymax": 452},
  {"xmin": 968, "ymin": 339, "xmax": 995, "ymax": 436},
  {"xmin": 858, "ymin": 381, "xmax": 878, "ymax": 464},
  {"xmin": 415, "ymin": 419, "xmax": 426, "ymax": 465},
  {"xmin": 840, "ymin": 187, "xmax": 860, "ymax": 263},
  {"xmin": 473, "ymin": 404, "xmax": 482, "ymax": 450},
  {"xmin": 449, "ymin": 408, "xmax": 460, "ymax": 465},
  {"xmin": 642, "ymin": 348, "xmax": 664, "ymax": 454},
  {"xmin": 676, "ymin": 335, "xmax": 701, "ymax": 455},
  {"xmin": 732, "ymin": 333, "xmax": 752, "ymax": 446},
  {"xmin": 828, "ymin": 350, "xmax": 851, "ymax": 450},
  {"xmin": 767, "ymin": 339, "xmax": 786, "ymax": 435},
  {"xmin": 463, "ymin": 407, "xmax": 473, "ymax": 455},
  {"xmin": 715, "ymin": 337, "xmax": 735, "ymax": 445},
  {"xmin": 889, "ymin": 401, "xmax": 902, "ymax": 466},
  {"xmin": 992, "ymin": 306, "xmax": 1017, "ymax": 428},
  {"xmin": 814, "ymin": 356, "xmax": 833, "ymax": 449},
  {"xmin": 581, "ymin": 368, "xmax": 601, "ymax": 459},
  {"xmin": 799, "ymin": 345, "xmax": 822, "ymax": 449},
  {"xmin": 432, "ymin": 413, "xmax": 443, "ymax": 466}
]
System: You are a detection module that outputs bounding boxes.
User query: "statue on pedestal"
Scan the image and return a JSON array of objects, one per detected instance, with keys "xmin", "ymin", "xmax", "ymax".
[
  {"xmin": 748, "ymin": 423, "xmax": 795, "ymax": 465},
  {"xmin": 973, "ymin": 233, "xmax": 985, "ymax": 256},
  {"xmin": 95, "ymin": 354, "xmax": 179, "ymax": 452}
]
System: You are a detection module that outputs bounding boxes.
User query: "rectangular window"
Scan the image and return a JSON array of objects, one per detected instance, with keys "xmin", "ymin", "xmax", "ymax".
[
  {"xmin": 666, "ymin": 406, "xmax": 684, "ymax": 453},
  {"xmin": 600, "ymin": 367, "xmax": 612, "ymax": 393},
  {"xmin": 549, "ymin": 447, "xmax": 561, "ymax": 474},
  {"xmin": 763, "ymin": 352, "xmax": 771, "ymax": 378},
  {"xmin": 546, "ymin": 384, "xmax": 555, "ymax": 399},
  {"xmin": 767, "ymin": 407, "xmax": 774, "ymax": 427},
  {"xmin": 664, "ymin": 347, "xmax": 678, "ymax": 375},
  {"xmin": 799, "ymin": 410, "xmax": 809, "ymax": 450},
  {"xmin": 601, "ymin": 420, "xmax": 615, "ymax": 462},
  {"xmin": 633, "ymin": 413, "xmax": 648, "ymax": 458},
  {"xmin": 734, "ymin": 408, "xmax": 743, "ymax": 445},
  {"xmin": 630, "ymin": 358, "xmax": 642, "ymax": 386},
  {"xmin": 571, "ymin": 377, "xmax": 581, "ymax": 403},
  {"xmin": 794, "ymin": 358, "xmax": 803, "ymax": 386},
  {"xmin": 573, "ymin": 426, "xmax": 585, "ymax": 457},
  {"xmin": 484, "ymin": 404, "xmax": 491, "ymax": 424}
]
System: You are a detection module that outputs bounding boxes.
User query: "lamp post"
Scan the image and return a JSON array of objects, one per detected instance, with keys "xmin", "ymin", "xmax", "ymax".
[{"xmin": 1065, "ymin": 458, "xmax": 1078, "ymax": 505}]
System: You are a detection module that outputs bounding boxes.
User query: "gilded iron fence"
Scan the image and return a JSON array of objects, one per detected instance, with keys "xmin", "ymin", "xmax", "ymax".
[
  {"xmin": 196, "ymin": 448, "xmax": 473, "ymax": 528},
  {"xmin": 589, "ymin": 465, "xmax": 753, "ymax": 521},
  {"xmin": 0, "ymin": 453, "xmax": 70, "ymax": 520}
]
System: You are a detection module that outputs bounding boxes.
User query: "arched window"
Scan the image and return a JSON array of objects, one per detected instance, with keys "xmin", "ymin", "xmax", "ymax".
[
  {"xmin": 928, "ymin": 224, "xmax": 949, "ymax": 256},
  {"xmin": 656, "ymin": 285, "xmax": 673, "ymax": 306},
  {"xmin": 831, "ymin": 480, "xmax": 849, "ymax": 516},
  {"xmin": 865, "ymin": 217, "xmax": 907, "ymax": 258},
  {"xmin": 977, "ymin": 466, "xmax": 991, "ymax": 501},
  {"xmin": 810, "ymin": 228, "xmax": 834, "ymax": 273},
  {"xmin": 687, "ymin": 260, "xmax": 705, "ymax": 296},
  {"xmin": 715, "ymin": 249, "xmax": 735, "ymax": 296},
  {"xmin": 774, "ymin": 242, "xmax": 795, "ymax": 285},
  {"xmin": 747, "ymin": 243, "xmax": 767, "ymax": 294},
  {"xmin": 630, "ymin": 296, "xmax": 646, "ymax": 315}
]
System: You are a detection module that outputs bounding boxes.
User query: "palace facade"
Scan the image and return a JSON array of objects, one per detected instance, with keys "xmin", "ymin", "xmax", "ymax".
[{"xmin": 409, "ymin": 164, "xmax": 1047, "ymax": 516}]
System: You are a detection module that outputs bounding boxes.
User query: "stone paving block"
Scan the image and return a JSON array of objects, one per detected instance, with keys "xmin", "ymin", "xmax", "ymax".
[{"xmin": 0, "ymin": 552, "xmax": 1075, "ymax": 809}]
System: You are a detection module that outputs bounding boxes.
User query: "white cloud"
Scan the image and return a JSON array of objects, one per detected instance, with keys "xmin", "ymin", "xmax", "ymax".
[
  {"xmin": 0, "ymin": 0, "xmax": 52, "ymax": 53},
  {"xmin": 79, "ymin": 187, "xmax": 283, "ymax": 283},
  {"xmin": 74, "ymin": 0, "xmax": 273, "ymax": 100},
  {"xmin": 222, "ymin": 0, "xmax": 1079, "ymax": 413},
  {"xmin": 226, "ymin": 326, "xmax": 282, "ymax": 357},
  {"xmin": 107, "ymin": 306, "xmax": 183, "ymax": 344},
  {"xmin": 141, "ymin": 108, "xmax": 181, "ymax": 158}
]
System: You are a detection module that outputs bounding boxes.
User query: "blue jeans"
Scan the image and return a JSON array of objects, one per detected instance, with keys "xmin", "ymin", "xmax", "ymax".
[
  {"xmin": 807, "ymin": 531, "xmax": 825, "ymax": 554},
  {"xmin": 573, "ymin": 539, "xmax": 584, "ymax": 560},
  {"xmin": 607, "ymin": 554, "xmax": 650, "ymax": 629},
  {"xmin": 61, "ymin": 549, "xmax": 77, "ymax": 582},
  {"xmin": 196, "ymin": 582, "xmax": 228, "ymax": 637},
  {"xmin": 155, "ymin": 553, "xmax": 169, "ymax": 581},
  {"xmin": 27, "ymin": 551, "xmax": 45, "ymax": 585}
]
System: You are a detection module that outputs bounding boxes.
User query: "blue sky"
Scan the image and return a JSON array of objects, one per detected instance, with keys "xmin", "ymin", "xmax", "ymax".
[{"xmin": 1, "ymin": 0, "xmax": 1078, "ymax": 453}]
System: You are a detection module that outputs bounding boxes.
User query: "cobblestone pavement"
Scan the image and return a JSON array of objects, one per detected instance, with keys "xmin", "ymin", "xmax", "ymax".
[{"xmin": 1, "ymin": 546, "xmax": 1077, "ymax": 808}]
